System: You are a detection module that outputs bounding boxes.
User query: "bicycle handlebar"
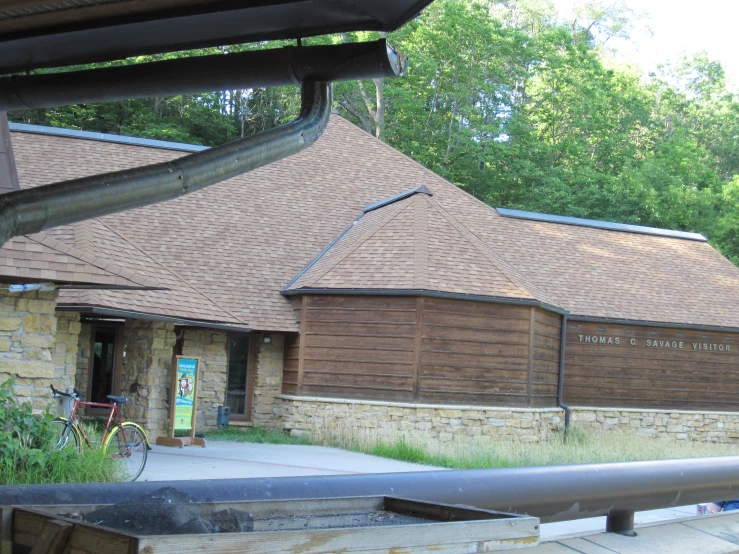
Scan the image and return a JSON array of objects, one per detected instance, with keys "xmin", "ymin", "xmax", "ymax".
[{"xmin": 50, "ymin": 384, "xmax": 80, "ymax": 400}]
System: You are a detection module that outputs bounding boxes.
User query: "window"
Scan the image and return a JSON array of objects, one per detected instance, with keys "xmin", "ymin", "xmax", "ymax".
[
  {"xmin": 88, "ymin": 326, "xmax": 123, "ymax": 404},
  {"xmin": 226, "ymin": 334, "xmax": 253, "ymax": 417}
]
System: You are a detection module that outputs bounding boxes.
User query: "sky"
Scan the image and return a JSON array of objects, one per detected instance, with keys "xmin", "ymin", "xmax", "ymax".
[{"xmin": 552, "ymin": 0, "xmax": 739, "ymax": 86}]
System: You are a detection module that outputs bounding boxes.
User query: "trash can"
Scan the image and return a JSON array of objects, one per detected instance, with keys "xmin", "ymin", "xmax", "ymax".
[{"xmin": 217, "ymin": 405, "xmax": 230, "ymax": 427}]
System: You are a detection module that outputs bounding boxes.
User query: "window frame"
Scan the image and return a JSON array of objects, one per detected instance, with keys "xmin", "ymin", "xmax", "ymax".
[{"xmin": 225, "ymin": 333, "xmax": 257, "ymax": 421}]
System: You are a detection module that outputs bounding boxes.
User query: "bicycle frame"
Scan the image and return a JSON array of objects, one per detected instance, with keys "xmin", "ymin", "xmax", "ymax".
[{"xmin": 65, "ymin": 397, "xmax": 124, "ymax": 448}]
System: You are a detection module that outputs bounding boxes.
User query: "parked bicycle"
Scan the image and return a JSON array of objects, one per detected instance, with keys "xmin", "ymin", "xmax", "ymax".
[{"xmin": 50, "ymin": 385, "xmax": 151, "ymax": 481}]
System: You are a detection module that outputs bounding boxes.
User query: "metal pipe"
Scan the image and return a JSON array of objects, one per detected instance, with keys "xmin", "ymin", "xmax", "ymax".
[
  {"xmin": 2, "ymin": 457, "xmax": 738, "ymax": 523},
  {"xmin": 557, "ymin": 314, "xmax": 571, "ymax": 434},
  {"xmin": 0, "ymin": 40, "xmax": 405, "ymax": 111},
  {"xmin": 0, "ymin": 80, "xmax": 331, "ymax": 247}
]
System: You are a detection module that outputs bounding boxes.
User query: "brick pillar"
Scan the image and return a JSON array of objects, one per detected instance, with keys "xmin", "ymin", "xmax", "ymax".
[
  {"xmin": 121, "ymin": 319, "xmax": 176, "ymax": 436},
  {"xmin": 251, "ymin": 333, "xmax": 285, "ymax": 429}
]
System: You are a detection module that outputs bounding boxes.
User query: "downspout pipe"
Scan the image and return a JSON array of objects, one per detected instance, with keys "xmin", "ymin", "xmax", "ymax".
[
  {"xmin": 0, "ymin": 80, "xmax": 332, "ymax": 247},
  {"xmin": 0, "ymin": 39, "xmax": 406, "ymax": 111},
  {"xmin": 557, "ymin": 313, "xmax": 571, "ymax": 435}
]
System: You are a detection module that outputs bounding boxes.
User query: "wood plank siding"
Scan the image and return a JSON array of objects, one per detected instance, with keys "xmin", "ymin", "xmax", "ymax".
[
  {"xmin": 283, "ymin": 295, "xmax": 561, "ymax": 408},
  {"xmin": 417, "ymin": 298, "xmax": 535, "ymax": 407},
  {"xmin": 564, "ymin": 321, "xmax": 739, "ymax": 410}
]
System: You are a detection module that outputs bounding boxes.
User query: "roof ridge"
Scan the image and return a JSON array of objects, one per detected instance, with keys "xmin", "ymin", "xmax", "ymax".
[
  {"xmin": 25, "ymin": 234, "xmax": 158, "ymax": 288},
  {"xmin": 93, "ymin": 219, "xmax": 248, "ymax": 325},
  {"xmin": 294, "ymin": 199, "xmax": 414, "ymax": 289},
  {"xmin": 424, "ymin": 197, "xmax": 561, "ymax": 305},
  {"xmin": 413, "ymin": 195, "xmax": 429, "ymax": 289}
]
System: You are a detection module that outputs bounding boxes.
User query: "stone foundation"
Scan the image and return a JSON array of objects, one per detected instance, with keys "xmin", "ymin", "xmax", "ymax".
[
  {"xmin": 571, "ymin": 407, "xmax": 739, "ymax": 443},
  {"xmin": 279, "ymin": 396, "xmax": 563, "ymax": 443}
]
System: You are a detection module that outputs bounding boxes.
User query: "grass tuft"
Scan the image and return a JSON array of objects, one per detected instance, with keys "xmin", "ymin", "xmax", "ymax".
[{"xmin": 204, "ymin": 426, "xmax": 312, "ymax": 445}]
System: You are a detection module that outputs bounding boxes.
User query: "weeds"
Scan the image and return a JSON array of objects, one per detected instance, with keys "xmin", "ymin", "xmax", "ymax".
[{"xmin": 0, "ymin": 378, "xmax": 123, "ymax": 484}]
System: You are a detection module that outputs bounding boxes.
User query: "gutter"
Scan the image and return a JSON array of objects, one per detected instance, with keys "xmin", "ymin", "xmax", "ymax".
[
  {"xmin": 557, "ymin": 314, "xmax": 571, "ymax": 435},
  {"xmin": 0, "ymin": 40, "xmax": 406, "ymax": 248},
  {"xmin": 57, "ymin": 305, "xmax": 252, "ymax": 333},
  {"xmin": 281, "ymin": 287, "xmax": 570, "ymax": 316}
]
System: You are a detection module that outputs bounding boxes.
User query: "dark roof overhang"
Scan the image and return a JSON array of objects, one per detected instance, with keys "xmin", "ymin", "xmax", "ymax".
[
  {"xmin": 0, "ymin": 0, "xmax": 433, "ymax": 74},
  {"xmin": 57, "ymin": 305, "xmax": 252, "ymax": 333},
  {"xmin": 281, "ymin": 287, "xmax": 570, "ymax": 316}
]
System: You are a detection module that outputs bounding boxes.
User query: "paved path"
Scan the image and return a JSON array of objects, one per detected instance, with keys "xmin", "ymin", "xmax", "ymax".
[
  {"xmin": 139, "ymin": 441, "xmax": 437, "ymax": 481},
  {"xmin": 139, "ymin": 440, "xmax": 700, "ymax": 541}
]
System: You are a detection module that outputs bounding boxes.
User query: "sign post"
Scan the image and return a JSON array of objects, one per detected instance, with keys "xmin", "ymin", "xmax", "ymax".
[{"xmin": 155, "ymin": 356, "xmax": 206, "ymax": 448}]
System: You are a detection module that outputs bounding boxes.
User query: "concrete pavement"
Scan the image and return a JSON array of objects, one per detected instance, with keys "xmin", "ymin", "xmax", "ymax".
[{"xmin": 139, "ymin": 440, "xmax": 701, "ymax": 540}]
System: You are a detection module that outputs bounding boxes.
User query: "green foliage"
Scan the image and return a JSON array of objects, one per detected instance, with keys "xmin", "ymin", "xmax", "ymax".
[
  {"xmin": 0, "ymin": 379, "xmax": 122, "ymax": 484},
  {"xmin": 204, "ymin": 426, "xmax": 311, "ymax": 445}
]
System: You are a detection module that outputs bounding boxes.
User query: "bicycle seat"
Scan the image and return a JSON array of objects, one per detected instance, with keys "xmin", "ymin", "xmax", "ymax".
[{"xmin": 107, "ymin": 395, "xmax": 128, "ymax": 404}]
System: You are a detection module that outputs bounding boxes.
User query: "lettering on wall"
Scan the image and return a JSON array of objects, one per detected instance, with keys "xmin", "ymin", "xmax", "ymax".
[{"xmin": 576, "ymin": 334, "xmax": 731, "ymax": 352}]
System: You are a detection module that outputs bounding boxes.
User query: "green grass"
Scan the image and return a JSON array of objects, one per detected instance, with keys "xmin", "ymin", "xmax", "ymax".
[
  {"xmin": 204, "ymin": 426, "xmax": 312, "ymax": 445},
  {"xmin": 199, "ymin": 424, "xmax": 739, "ymax": 469},
  {"xmin": 310, "ymin": 426, "xmax": 739, "ymax": 469}
]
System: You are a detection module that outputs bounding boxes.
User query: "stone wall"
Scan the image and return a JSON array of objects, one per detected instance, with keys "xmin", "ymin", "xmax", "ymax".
[
  {"xmin": 181, "ymin": 329, "xmax": 228, "ymax": 430},
  {"xmin": 121, "ymin": 319, "xmax": 176, "ymax": 436},
  {"xmin": 571, "ymin": 407, "xmax": 739, "ymax": 443},
  {"xmin": 75, "ymin": 322, "xmax": 92, "ymax": 401},
  {"xmin": 0, "ymin": 289, "xmax": 70, "ymax": 412},
  {"xmin": 279, "ymin": 396, "xmax": 563, "ymax": 443},
  {"xmin": 252, "ymin": 334, "xmax": 284, "ymax": 429}
]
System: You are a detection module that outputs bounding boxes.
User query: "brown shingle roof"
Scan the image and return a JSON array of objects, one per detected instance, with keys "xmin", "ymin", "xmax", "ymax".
[
  {"xmin": 10, "ymin": 116, "xmax": 739, "ymax": 330},
  {"xmin": 287, "ymin": 192, "xmax": 558, "ymax": 305}
]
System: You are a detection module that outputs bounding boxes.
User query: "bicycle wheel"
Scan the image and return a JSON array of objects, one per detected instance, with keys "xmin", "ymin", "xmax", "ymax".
[
  {"xmin": 51, "ymin": 417, "xmax": 80, "ymax": 452},
  {"xmin": 104, "ymin": 423, "xmax": 148, "ymax": 481}
]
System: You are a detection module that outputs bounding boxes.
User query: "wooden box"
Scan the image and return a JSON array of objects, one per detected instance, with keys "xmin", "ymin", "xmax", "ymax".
[{"xmin": 4, "ymin": 496, "xmax": 539, "ymax": 553}]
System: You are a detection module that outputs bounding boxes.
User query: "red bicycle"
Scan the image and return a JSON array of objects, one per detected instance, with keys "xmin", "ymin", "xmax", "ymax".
[{"xmin": 50, "ymin": 385, "xmax": 150, "ymax": 481}]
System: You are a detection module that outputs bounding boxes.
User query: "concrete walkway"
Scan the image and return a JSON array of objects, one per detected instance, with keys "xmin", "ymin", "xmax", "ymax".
[
  {"xmin": 138, "ymin": 441, "xmax": 700, "ymax": 541},
  {"xmin": 139, "ymin": 441, "xmax": 438, "ymax": 481}
]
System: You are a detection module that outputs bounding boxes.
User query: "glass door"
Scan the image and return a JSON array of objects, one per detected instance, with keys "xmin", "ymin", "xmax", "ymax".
[{"xmin": 226, "ymin": 334, "xmax": 252, "ymax": 417}]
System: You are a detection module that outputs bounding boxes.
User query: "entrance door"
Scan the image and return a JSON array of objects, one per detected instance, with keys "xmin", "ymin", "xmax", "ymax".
[
  {"xmin": 88, "ymin": 326, "xmax": 123, "ymax": 404},
  {"xmin": 226, "ymin": 334, "xmax": 254, "ymax": 418}
]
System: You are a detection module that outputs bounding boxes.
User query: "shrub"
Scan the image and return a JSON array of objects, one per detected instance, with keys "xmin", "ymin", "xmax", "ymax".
[{"xmin": 0, "ymin": 378, "xmax": 123, "ymax": 484}]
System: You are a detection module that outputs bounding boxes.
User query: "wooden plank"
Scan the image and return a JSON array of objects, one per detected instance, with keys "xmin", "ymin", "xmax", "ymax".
[
  {"xmin": 422, "ymin": 338, "xmax": 530, "ymax": 358},
  {"xmin": 423, "ymin": 312, "xmax": 530, "ymax": 331},
  {"xmin": 305, "ymin": 334, "xmax": 415, "ymax": 350},
  {"xmin": 304, "ymin": 359, "xmax": 414, "ymax": 374},
  {"xmin": 303, "ymin": 372, "xmax": 413, "ymax": 389},
  {"xmin": 534, "ymin": 309, "xmax": 562, "ymax": 329},
  {"xmin": 419, "ymin": 378, "xmax": 527, "ymax": 395},
  {"xmin": 527, "ymin": 308, "xmax": 535, "ymax": 408},
  {"xmin": 30, "ymin": 519, "xmax": 73, "ymax": 554},
  {"xmin": 136, "ymin": 518, "xmax": 538, "ymax": 554},
  {"xmin": 421, "ymin": 352, "xmax": 529, "ymax": 369},
  {"xmin": 307, "ymin": 309, "xmax": 417, "ymax": 324},
  {"xmin": 422, "ymin": 327, "xmax": 530, "ymax": 344},
  {"xmin": 533, "ymin": 347, "xmax": 560, "ymax": 362},
  {"xmin": 308, "ymin": 321, "xmax": 416, "ymax": 336},
  {"xmin": 423, "ymin": 297, "xmax": 531, "ymax": 319},
  {"xmin": 420, "ymin": 366, "xmax": 529, "ymax": 381},
  {"xmin": 307, "ymin": 295, "xmax": 417, "ymax": 310},
  {"xmin": 533, "ymin": 334, "xmax": 560, "ymax": 350},
  {"xmin": 0, "ymin": 507, "xmax": 11, "ymax": 554},
  {"xmin": 302, "ymin": 384, "xmax": 414, "ymax": 402},
  {"xmin": 303, "ymin": 347, "xmax": 415, "ymax": 363},
  {"xmin": 418, "ymin": 390, "xmax": 528, "ymax": 407}
]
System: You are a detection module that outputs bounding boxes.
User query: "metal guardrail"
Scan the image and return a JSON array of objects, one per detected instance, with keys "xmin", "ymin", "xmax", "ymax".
[{"xmin": 1, "ymin": 456, "xmax": 738, "ymax": 535}]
